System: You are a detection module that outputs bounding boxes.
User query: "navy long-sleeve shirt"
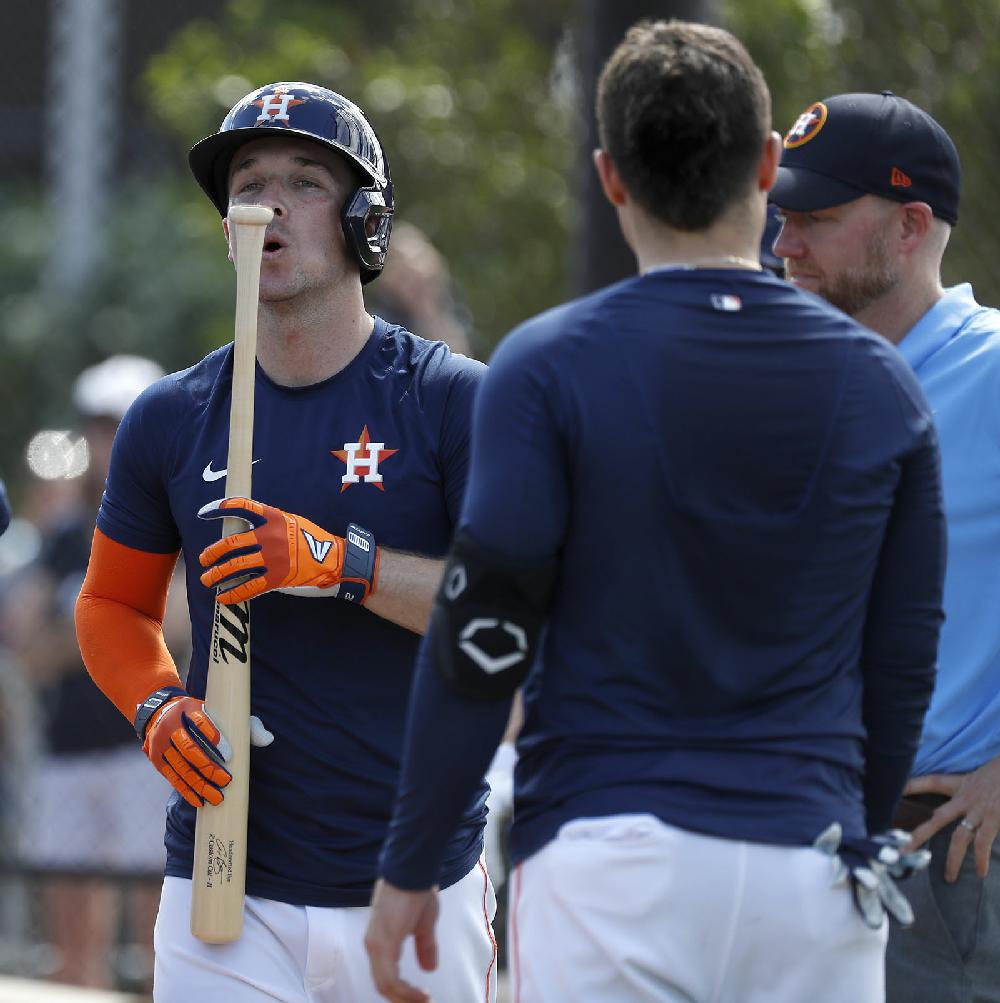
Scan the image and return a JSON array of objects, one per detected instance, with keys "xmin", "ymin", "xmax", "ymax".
[{"xmin": 381, "ymin": 269, "xmax": 946, "ymax": 889}]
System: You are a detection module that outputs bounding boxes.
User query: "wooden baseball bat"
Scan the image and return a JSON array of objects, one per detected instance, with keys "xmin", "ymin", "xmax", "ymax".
[{"xmin": 191, "ymin": 204, "xmax": 273, "ymax": 943}]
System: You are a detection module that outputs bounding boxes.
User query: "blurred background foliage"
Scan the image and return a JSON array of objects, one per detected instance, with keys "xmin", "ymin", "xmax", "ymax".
[{"xmin": 1, "ymin": 0, "xmax": 999, "ymax": 499}]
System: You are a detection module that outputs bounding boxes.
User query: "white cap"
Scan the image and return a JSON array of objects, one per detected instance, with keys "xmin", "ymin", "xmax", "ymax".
[{"xmin": 72, "ymin": 354, "xmax": 165, "ymax": 421}]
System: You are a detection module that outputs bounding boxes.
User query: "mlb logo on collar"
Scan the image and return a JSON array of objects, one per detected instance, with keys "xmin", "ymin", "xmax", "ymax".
[{"xmin": 332, "ymin": 425, "xmax": 399, "ymax": 492}]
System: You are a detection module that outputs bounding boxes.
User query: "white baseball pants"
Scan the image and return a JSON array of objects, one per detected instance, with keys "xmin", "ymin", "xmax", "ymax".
[
  {"xmin": 508, "ymin": 814, "xmax": 887, "ymax": 1003},
  {"xmin": 153, "ymin": 861, "xmax": 497, "ymax": 1002}
]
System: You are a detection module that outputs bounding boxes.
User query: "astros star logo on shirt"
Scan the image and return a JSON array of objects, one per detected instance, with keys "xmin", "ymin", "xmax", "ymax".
[{"xmin": 332, "ymin": 425, "xmax": 398, "ymax": 492}]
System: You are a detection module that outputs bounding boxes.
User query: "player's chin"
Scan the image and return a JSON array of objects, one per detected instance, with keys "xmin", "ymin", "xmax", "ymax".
[
  {"xmin": 786, "ymin": 274, "xmax": 821, "ymax": 292},
  {"xmin": 258, "ymin": 278, "xmax": 302, "ymax": 303}
]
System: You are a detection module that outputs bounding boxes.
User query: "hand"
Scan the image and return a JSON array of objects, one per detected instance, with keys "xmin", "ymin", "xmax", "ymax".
[
  {"xmin": 365, "ymin": 879, "xmax": 439, "ymax": 1003},
  {"xmin": 141, "ymin": 694, "xmax": 275, "ymax": 808},
  {"xmin": 198, "ymin": 498, "xmax": 378, "ymax": 604},
  {"xmin": 904, "ymin": 754, "xmax": 1000, "ymax": 881},
  {"xmin": 141, "ymin": 694, "xmax": 232, "ymax": 808},
  {"xmin": 814, "ymin": 822, "xmax": 931, "ymax": 928}
]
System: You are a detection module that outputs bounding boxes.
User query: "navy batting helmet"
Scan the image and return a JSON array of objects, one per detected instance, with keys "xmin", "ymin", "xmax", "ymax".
[{"xmin": 189, "ymin": 82, "xmax": 393, "ymax": 284}]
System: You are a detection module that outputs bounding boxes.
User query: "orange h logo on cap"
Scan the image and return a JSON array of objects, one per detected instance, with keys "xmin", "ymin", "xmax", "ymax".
[{"xmin": 891, "ymin": 167, "xmax": 912, "ymax": 188}]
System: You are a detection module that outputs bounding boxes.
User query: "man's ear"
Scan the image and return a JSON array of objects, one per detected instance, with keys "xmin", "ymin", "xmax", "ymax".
[
  {"xmin": 593, "ymin": 148, "xmax": 628, "ymax": 207},
  {"xmin": 898, "ymin": 202, "xmax": 934, "ymax": 254},
  {"xmin": 759, "ymin": 131, "xmax": 782, "ymax": 192}
]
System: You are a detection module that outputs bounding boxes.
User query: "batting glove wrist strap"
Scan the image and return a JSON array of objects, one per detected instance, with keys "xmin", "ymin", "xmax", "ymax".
[
  {"xmin": 134, "ymin": 686, "xmax": 188, "ymax": 740},
  {"xmin": 338, "ymin": 523, "xmax": 378, "ymax": 604},
  {"xmin": 815, "ymin": 822, "xmax": 931, "ymax": 929}
]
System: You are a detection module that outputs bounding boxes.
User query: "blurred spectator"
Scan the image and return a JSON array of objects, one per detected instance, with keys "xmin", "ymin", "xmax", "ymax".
[
  {"xmin": 9, "ymin": 355, "xmax": 187, "ymax": 990},
  {"xmin": 0, "ymin": 480, "xmax": 10, "ymax": 538},
  {"xmin": 369, "ymin": 220, "xmax": 474, "ymax": 356}
]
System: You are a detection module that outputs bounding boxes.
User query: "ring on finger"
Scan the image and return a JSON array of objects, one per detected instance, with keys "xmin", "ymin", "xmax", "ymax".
[{"xmin": 959, "ymin": 818, "xmax": 978, "ymax": 833}]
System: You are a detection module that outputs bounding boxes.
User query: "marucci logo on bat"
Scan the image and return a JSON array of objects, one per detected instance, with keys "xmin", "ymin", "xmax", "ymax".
[{"xmin": 212, "ymin": 600, "xmax": 250, "ymax": 665}]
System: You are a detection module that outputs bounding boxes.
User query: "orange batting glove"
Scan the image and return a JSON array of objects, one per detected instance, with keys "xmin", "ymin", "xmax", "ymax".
[
  {"xmin": 135, "ymin": 687, "xmax": 232, "ymax": 808},
  {"xmin": 197, "ymin": 497, "xmax": 379, "ymax": 605}
]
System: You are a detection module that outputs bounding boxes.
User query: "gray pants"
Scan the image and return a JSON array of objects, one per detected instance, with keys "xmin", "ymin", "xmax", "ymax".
[{"xmin": 886, "ymin": 819, "xmax": 1000, "ymax": 1002}]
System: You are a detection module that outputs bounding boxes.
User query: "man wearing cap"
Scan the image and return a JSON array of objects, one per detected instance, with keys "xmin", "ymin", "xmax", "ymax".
[{"xmin": 772, "ymin": 91, "xmax": 1000, "ymax": 1002}]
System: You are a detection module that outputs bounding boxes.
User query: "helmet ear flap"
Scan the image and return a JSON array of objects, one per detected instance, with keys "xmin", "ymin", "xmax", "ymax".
[{"xmin": 342, "ymin": 183, "xmax": 394, "ymax": 284}]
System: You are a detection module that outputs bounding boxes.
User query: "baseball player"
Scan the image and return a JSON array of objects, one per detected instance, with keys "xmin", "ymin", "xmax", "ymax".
[
  {"xmin": 75, "ymin": 83, "xmax": 496, "ymax": 1002},
  {"xmin": 770, "ymin": 91, "xmax": 1000, "ymax": 1003},
  {"xmin": 364, "ymin": 21, "xmax": 945, "ymax": 1003}
]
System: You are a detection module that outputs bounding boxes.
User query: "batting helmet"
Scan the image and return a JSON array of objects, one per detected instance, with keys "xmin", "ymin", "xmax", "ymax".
[{"xmin": 189, "ymin": 82, "xmax": 393, "ymax": 284}]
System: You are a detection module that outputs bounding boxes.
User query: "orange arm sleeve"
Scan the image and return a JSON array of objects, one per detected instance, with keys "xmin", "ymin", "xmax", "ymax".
[{"xmin": 75, "ymin": 527, "xmax": 185, "ymax": 722}]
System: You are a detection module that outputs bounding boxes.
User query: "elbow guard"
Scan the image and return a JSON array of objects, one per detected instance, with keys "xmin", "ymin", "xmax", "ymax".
[{"xmin": 431, "ymin": 532, "xmax": 557, "ymax": 699}]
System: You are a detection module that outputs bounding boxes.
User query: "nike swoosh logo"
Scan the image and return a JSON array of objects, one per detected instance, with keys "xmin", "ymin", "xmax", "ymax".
[{"xmin": 203, "ymin": 459, "xmax": 260, "ymax": 482}]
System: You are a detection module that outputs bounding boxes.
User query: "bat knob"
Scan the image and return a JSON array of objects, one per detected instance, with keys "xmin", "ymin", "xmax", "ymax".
[{"xmin": 228, "ymin": 205, "xmax": 275, "ymax": 227}]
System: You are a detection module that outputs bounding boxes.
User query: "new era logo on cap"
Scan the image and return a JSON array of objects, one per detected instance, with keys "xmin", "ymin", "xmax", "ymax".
[{"xmin": 770, "ymin": 91, "xmax": 961, "ymax": 225}]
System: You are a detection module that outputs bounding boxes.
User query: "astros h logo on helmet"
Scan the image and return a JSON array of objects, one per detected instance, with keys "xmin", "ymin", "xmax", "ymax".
[
  {"xmin": 252, "ymin": 87, "xmax": 307, "ymax": 125},
  {"xmin": 784, "ymin": 102, "xmax": 828, "ymax": 148}
]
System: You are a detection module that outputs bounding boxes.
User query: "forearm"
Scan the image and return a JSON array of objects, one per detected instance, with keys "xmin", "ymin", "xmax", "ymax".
[
  {"xmin": 75, "ymin": 529, "xmax": 184, "ymax": 721},
  {"xmin": 381, "ymin": 657, "xmax": 512, "ymax": 888},
  {"xmin": 365, "ymin": 550, "xmax": 444, "ymax": 635},
  {"xmin": 860, "ymin": 434, "xmax": 945, "ymax": 830},
  {"xmin": 76, "ymin": 591, "xmax": 183, "ymax": 719}
]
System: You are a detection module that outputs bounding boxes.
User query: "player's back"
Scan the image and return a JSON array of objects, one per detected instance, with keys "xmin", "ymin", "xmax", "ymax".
[
  {"xmin": 555, "ymin": 270, "xmax": 912, "ymax": 714},
  {"xmin": 463, "ymin": 267, "xmax": 941, "ymax": 862}
]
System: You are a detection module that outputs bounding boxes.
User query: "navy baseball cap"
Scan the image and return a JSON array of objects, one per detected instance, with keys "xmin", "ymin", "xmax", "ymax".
[{"xmin": 771, "ymin": 91, "xmax": 960, "ymax": 225}]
